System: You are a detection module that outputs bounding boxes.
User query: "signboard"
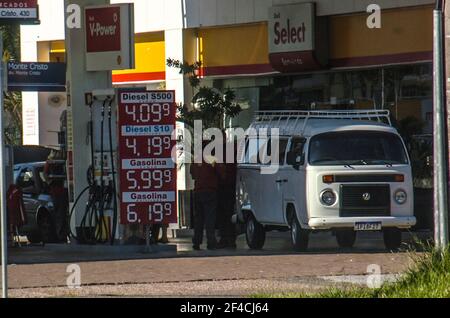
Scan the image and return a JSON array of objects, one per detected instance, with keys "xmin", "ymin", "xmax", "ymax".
[
  {"xmin": 7, "ymin": 62, "xmax": 66, "ymax": 92},
  {"xmin": 85, "ymin": 4, "xmax": 135, "ymax": 71},
  {"xmin": 268, "ymin": 3, "xmax": 328, "ymax": 73},
  {"xmin": 118, "ymin": 90, "xmax": 177, "ymax": 225},
  {"xmin": 0, "ymin": 0, "xmax": 39, "ymax": 24},
  {"xmin": 269, "ymin": 3, "xmax": 314, "ymax": 54}
]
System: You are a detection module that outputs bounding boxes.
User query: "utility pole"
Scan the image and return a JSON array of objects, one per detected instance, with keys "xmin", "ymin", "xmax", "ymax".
[
  {"xmin": 434, "ymin": 0, "xmax": 449, "ymax": 251},
  {"xmin": 0, "ymin": 32, "xmax": 8, "ymax": 299}
]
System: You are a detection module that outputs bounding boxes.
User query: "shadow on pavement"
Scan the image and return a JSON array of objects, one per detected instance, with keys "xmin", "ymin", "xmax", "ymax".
[{"xmin": 7, "ymin": 231, "xmax": 432, "ymax": 265}]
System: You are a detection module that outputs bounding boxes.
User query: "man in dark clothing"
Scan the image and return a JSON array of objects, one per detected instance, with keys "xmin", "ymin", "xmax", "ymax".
[
  {"xmin": 190, "ymin": 155, "xmax": 225, "ymax": 250},
  {"xmin": 217, "ymin": 142, "xmax": 238, "ymax": 249},
  {"xmin": 44, "ymin": 150, "xmax": 69, "ymax": 242}
]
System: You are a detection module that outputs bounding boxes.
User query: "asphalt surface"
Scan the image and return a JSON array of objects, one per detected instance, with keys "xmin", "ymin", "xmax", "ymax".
[{"xmin": 2, "ymin": 231, "xmax": 428, "ymax": 297}]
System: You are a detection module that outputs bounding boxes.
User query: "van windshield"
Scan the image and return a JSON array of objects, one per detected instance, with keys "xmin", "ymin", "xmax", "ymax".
[{"xmin": 308, "ymin": 131, "xmax": 409, "ymax": 166}]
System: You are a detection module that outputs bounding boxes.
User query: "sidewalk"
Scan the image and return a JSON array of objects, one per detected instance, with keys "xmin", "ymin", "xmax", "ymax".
[{"xmin": 1, "ymin": 231, "xmax": 428, "ymax": 297}]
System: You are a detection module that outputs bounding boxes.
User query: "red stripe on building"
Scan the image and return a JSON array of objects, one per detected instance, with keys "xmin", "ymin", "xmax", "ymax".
[
  {"xmin": 330, "ymin": 51, "xmax": 433, "ymax": 68},
  {"xmin": 200, "ymin": 51, "xmax": 432, "ymax": 77},
  {"xmin": 112, "ymin": 72, "xmax": 166, "ymax": 83}
]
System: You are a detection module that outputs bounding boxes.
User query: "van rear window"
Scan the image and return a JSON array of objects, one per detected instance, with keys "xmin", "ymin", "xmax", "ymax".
[{"xmin": 308, "ymin": 131, "xmax": 409, "ymax": 166}]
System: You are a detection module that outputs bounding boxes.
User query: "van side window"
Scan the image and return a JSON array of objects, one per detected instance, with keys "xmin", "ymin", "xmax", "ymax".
[
  {"xmin": 246, "ymin": 137, "xmax": 272, "ymax": 164},
  {"xmin": 278, "ymin": 139, "xmax": 289, "ymax": 165},
  {"xmin": 259, "ymin": 138, "xmax": 270, "ymax": 165},
  {"xmin": 263, "ymin": 138, "xmax": 289, "ymax": 165},
  {"xmin": 290, "ymin": 138, "xmax": 306, "ymax": 158},
  {"xmin": 237, "ymin": 138, "xmax": 248, "ymax": 164},
  {"xmin": 245, "ymin": 138, "xmax": 259, "ymax": 164}
]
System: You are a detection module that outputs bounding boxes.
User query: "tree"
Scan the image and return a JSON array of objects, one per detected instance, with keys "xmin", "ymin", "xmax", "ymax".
[
  {"xmin": 166, "ymin": 59, "xmax": 242, "ymax": 130},
  {"xmin": 1, "ymin": 24, "xmax": 22, "ymax": 145}
]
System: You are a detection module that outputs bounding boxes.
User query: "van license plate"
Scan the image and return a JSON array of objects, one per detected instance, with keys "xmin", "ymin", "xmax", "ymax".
[{"xmin": 354, "ymin": 222, "xmax": 382, "ymax": 231}]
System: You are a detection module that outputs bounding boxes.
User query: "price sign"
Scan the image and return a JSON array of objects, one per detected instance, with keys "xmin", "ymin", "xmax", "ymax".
[{"xmin": 118, "ymin": 90, "xmax": 177, "ymax": 225}]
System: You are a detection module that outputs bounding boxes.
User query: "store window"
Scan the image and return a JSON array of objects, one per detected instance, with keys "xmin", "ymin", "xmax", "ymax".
[
  {"xmin": 258, "ymin": 63, "xmax": 431, "ymax": 127},
  {"xmin": 259, "ymin": 69, "xmax": 385, "ymax": 111}
]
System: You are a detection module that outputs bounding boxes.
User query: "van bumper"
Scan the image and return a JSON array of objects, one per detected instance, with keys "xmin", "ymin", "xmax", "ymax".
[{"xmin": 308, "ymin": 216, "xmax": 416, "ymax": 230}]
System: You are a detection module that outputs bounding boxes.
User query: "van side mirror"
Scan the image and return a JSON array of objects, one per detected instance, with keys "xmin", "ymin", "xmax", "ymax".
[{"xmin": 287, "ymin": 152, "xmax": 304, "ymax": 170}]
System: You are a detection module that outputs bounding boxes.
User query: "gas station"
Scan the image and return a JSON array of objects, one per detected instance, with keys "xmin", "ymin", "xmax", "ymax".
[
  {"xmin": 0, "ymin": 0, "xmax": 449, "ymax": 300},
  {"xmin": 10, "ymin": 0, "xmax": 440, "ymax": 247}
]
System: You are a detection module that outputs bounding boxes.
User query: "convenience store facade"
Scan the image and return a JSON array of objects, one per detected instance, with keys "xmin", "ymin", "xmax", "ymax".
[{"xmin": 20, "ymin": 0, "xmax": 434, "ymax": 147}]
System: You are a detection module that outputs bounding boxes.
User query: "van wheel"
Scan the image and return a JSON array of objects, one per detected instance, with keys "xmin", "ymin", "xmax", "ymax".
[
  {"xmin": 383, "ymin": 228, "xmax": 402, "ymax": 251},
  {"xmin": 290, "ymin": 215, "xmax": 309, "ymax": 252},
  {"xmin": 245, "ymin": 215, "xmax": 265, "ymax": 250},
  {"xmin": 336, "ymin": 229, "xmax": 356, "ymax": 248}
]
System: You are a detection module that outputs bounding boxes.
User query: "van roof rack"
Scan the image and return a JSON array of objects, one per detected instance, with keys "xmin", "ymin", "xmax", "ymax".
[{"xmin": 252, "ymin": 110, "xmax": 392, "ymax": 135}]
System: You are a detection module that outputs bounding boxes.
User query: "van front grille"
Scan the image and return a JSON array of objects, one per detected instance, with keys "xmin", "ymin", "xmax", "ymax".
[{"xmin": 340, "ymin": 184, "xmax": 391, "ymax": 217}]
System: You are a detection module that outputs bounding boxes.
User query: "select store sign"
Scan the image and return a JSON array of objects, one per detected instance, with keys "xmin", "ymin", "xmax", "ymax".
[
  {"xmin": 0, "ymin": 0, "xmax": 39, "ymax": 23},
  {"xmin": 85, "ymin": 4, "xmax": 135, "ymax": 71},
  {"xmin": 268, "ymin": 3, "xmax": 328, "ymax": 73}
]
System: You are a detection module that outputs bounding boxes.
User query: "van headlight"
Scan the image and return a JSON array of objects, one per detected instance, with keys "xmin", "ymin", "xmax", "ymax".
[
  {"xmin": 321, "ymin": 190, "xmax": 337, "ymax": 206},
  {"xmin": 394, "ymin": 190, "xmax": 407, "ymax": 205}
]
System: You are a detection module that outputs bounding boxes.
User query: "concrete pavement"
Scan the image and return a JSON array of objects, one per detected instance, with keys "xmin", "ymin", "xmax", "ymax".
[{"xmin": 1, "ymin": 231, "xmax": 428, "ymax": 297}]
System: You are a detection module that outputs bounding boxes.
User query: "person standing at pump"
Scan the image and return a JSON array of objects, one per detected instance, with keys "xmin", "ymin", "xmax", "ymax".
[
  {"xmin": 190, "ymin": 142, "xmax": 225, "ymax": 250},
  {"xmin": 217, "ymin": 140, "xmax": 238, "ymax": 249},
  {"xmin": 6, "ymin": 183, "xmax": 27, "ymax": 246},
  {"xmin": 44, "ymin": 150, "xmax": 69, "ymax": 242}
]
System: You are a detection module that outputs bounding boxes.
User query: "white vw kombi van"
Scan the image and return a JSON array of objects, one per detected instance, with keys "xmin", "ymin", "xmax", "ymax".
[{"xmin": 234, "ymin": 110, "xmax": 416, "ymax": 252}]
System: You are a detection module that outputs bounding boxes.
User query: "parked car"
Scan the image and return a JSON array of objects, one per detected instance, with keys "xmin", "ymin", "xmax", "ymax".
[
  {"xmin": 234, "ymin": 110, "xmax": 416, "ymax": 252},
  {"xmin": 13, "ymin": 162, "xmax": 58, "ymax": 243}
]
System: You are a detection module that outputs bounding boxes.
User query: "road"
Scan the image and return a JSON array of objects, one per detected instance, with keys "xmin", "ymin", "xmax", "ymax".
[{"xmin": 2, "ymin": 231, "xmax": 425, "ymax": 297}]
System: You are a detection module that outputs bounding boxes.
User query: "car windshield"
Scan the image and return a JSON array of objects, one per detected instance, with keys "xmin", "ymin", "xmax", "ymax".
[{"xmin": 308, "ymin": 131, "xmax": 409, "ymax": 166}]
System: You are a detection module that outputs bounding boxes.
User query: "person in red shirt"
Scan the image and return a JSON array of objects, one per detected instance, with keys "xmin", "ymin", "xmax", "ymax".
[
  {"xmin": 7, "ymin": 184, "xmax": 27, "ymax": 243},
  {"xmin": 190, "ymin": 142, "xmax": 225, "ymax": 250}
]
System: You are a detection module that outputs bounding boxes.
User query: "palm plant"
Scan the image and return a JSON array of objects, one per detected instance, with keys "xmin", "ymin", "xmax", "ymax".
[
  {"xmin": 1, "ymin": 24, "xmax": 22, "ymax": 145},
  {"xmin": 166, "ymin": 58, "xmax": 242, "ymax": 130}
]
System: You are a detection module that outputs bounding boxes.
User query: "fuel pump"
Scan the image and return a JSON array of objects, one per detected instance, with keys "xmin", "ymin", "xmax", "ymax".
[{"xmin": 69, "ymin": 89, "xmax": 119, "ymax": 245}]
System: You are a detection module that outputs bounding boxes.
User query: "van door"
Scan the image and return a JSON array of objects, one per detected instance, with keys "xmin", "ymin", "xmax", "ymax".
[
  {"xmin": 258, "ymin": 137, "xmax": 290, "ymax": 224},
  {"xmin": 238, "ymin": 137, "xmax": 264, "ymax": 219},
  {"xmin": 284, "ymin": 137, "xmax": 307, "ymax": 225}
]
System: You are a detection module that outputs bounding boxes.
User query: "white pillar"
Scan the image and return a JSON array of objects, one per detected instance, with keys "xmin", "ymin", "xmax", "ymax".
[
  {"xmin": 165, "ymin": 29, "xmax": 186, "ymax": 106},
  {"xmin": 20, "ymin": 28, "xmax": 39, "ymax": 145},
  {"xmin": 64, "ymin": 0, "xmax": 112, "ymax": 229}
]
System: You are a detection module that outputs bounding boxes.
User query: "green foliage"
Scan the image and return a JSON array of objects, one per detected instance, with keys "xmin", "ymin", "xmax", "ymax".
[
  {"xmin": 166, "ymin": 58, "xmax": 242, "ymax": 129},
  {"xmin": 254, "ymin": 245, "xmax": 450, "ymax": 298},
  {"xmin": 1, "ymin": 24, "xmax": 22, "ymax": 145}
]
